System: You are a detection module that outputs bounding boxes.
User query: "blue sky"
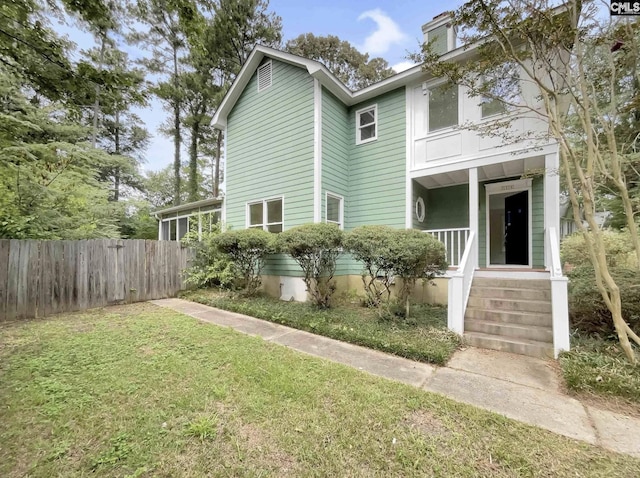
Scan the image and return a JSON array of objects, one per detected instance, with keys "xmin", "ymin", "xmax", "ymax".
[{"xmin": 54, "ymin": 1, "xmax": 464, "ymax": 172}]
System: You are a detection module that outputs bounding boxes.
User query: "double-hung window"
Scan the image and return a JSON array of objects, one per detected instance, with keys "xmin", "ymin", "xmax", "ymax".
[
  {"xmin": 481, "ymin": 63, "xmax": 520, "ymax": 118},
  {"xmin": 356, "ymin": 105, "xmax": 377, "ymax": 144},
  {"xmin": 428, "ymin": 83, "xmax": 458, "ymax": 132},
  {"xmin": 325, "ymin": 193, "xmax": 344, "ymax": 229},
  {"xmin": 247, "ymin": 197, "xmax": 283, "ymax": 233}
]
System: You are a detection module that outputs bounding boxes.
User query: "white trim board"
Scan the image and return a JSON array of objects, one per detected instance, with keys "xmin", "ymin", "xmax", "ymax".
[{"xmin": 313, "ymin": 79, "xmax": 322, "ymax": 223}]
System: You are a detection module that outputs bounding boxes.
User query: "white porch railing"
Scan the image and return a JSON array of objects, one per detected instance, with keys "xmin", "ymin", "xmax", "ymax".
[
  {"xmin": 424, "ymin": 228, "xmax": 470, "ymax": 268},
  {"xmin": 547, "ymin": 227, "xmax": 570, "ymax": 358},
  {"xmin": 447, "ymin": 231, "xmax": 476, "ymax": 335}
]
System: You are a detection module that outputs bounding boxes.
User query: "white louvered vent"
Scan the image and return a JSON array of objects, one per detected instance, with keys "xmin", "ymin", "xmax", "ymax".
[{"xmin": 257, "ymin": 61, "xmax": 272, "ymax": 92}]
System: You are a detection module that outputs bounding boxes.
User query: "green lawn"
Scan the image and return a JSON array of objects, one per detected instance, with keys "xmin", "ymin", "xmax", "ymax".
[
  {"xmin": 181, "ymin": 289, "xmax": 460, "ymax": 365},
  {"xmin": 1, "ymin": 304, "xmax": 639, "ymax": 477}
]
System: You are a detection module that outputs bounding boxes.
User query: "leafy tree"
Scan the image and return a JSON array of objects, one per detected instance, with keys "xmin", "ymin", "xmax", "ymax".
[
  {"xmin": 415, "ymin": 0, "xmax": 640, "ymax": 361},
  {"xmin": 181, "ymin": 224, "xmax": 235, "ymax": 288},
  {"xmin": 286, "ymin": 33, "xmax": 395, "ymax": 89},
  {"xmin": 131, "ymin": 0, "xmax": 192, "ymax": 206},
  {"xmin": 215, "ymin": 228, "xmax": 275, "ymax": 295},
  {"xmin": 278, "ymin": 224, "xmax": 343, "ymax": 308}
]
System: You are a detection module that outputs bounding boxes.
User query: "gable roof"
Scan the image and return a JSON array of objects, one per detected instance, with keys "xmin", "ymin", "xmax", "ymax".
[{"xmin": 211, "ymin": 45, "xmax": 426, "ymax": 129}]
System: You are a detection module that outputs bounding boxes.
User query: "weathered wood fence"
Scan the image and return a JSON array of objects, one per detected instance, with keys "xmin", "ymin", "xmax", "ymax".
[{"xmin": 0, "ymin": 239, "xmax": 193, "ymax": 321}]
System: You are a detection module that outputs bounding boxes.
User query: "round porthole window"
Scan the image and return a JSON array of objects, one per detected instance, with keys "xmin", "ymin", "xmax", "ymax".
[{"xmin": 415, "ymin": 197, "xmax": 426, "ymax": 223}]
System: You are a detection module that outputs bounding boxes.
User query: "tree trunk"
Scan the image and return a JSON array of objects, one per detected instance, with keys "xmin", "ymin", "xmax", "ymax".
[
  {"xmin": 213, "ymin": 129, "xmax": 222, "ymax": 198},
  {"xmin": 188, "ymin": 120, "xmax": 200, "ymax": 203},
  {"xmin": 91, "ymin": 35, "xmax": 107, "ymax": 149},
  {"xmin": 114, "ymin": 108, "xmax": 120, "ymax": 202},
  {"xmin": 172, "ymin": 45, "xmax": 182, "ymax": 206}
]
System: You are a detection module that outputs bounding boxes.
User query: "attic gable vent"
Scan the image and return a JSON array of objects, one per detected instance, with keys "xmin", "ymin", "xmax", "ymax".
[{"xmin": 257, "ymin": 61, "xmax": 272, "ymax": 92}]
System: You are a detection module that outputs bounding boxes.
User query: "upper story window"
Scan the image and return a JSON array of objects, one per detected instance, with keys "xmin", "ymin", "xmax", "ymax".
[
  {"xmin": 325, "ymin": 193, "xmax": 344, "ymax": 229},
  {"xmin": 429, "ymin": 83, "xmax": 458, "ymax": 132},
  {"xmin": 247, "ymin": 197, "xmax": 283, "ymax": 233},
  {"xmin": 356, "ymin": 105, "xmax": 377, "ymax": 144},
  {"xmin": 257, "ymin": 60, "xmax": 272, "ymax": 92},
  {"xmin": 481, "ymin": 63, "xmax": 520, "ymax": 118}
]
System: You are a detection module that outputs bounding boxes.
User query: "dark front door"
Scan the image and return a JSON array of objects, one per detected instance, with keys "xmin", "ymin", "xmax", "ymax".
[{"xmin": 504, "ymin": 191, "xmax": 528, "ymax": 265}]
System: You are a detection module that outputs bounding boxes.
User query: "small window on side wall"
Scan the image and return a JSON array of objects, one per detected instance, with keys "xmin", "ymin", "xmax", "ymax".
[
  {"xmin": 480, "ymin": 63, "xmax": 520, "ymax": 118},
  {"xmin": 247, "ymin": 197, "xmax": 283, "ymax": 232},
  {"xmin": 356, "ymin": 105, "xmax": 377, "ymax": 144},
  {"xmin": 326, "ymin": 193, "xmax": 343, "ymax": 229}
]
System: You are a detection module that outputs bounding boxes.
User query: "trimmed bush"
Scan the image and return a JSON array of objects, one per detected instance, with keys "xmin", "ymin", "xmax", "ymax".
[
  {"xmin": 345, "ymin": 226, "xmax": 447, "ymax": 317},
  {"xmin": 278, "ymin": 223, "xmax": 343, "ymax": 308},
  {"xmin": 344, "ymin": 225, "xmax": 397, "ymax": 307},
  {"xmin": 181, "ymin": 225, "xmax": 234, "ymax": 289},
  {"xmin": 215, "ymin": 228, "xmax": 275, "ymax": 295},
  {"xmin": 390, "ymin": 230, "xmax": 448, "ymax": 317}
]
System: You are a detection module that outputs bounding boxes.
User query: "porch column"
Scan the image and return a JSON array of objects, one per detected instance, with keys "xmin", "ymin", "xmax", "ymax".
[
  {"xmin": 468, "ymin": 167, "xmax": 479, "ymax": 268},
  {"xmin": 544, "ymin": 151, "xmax": 560, "ymax": 269},
  {"xmin": 158, "ymin": 218, "xmax": 162, "ymax": 241}
]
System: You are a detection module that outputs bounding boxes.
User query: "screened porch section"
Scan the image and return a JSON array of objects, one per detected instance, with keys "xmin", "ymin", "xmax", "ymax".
[{"xmin": 155, "ymin": 198, "xmax": 223, "ymax": 241}]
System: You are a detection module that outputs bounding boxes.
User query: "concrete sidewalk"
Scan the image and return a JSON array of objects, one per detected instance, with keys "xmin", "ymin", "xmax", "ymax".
[{"xmin": 151, "ymin": 298, "xmax": 640, "ymax": 458}]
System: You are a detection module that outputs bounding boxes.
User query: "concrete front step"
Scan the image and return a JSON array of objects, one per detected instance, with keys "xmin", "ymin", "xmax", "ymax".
[
  {"xmin": 471, "ymin": 277, "xmax": 551, "ymax": 290},
  {"xmin": 465, "ymin": 308, "xmax": 552, "ymax": 327},
  {"xmin": 469, "ymin": 286, "xmax": 551, "ymax": 301},
  {"xmin": 465, "ymin": 319, "xmax": 553, "ymax": 343},
  {"xmin": 467, "ymin": 296, "xmax": 552, "ymax": 314},
  {"xmin": 465, "ymin": 332, "xmax": 554, "ymax": 359}
]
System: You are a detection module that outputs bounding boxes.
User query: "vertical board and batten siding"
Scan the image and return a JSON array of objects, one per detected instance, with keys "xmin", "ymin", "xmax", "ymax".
[
  {"xmin": 478, "ymin": 177, "xmax": 544, "ymax": 268},
  {"xmin": 348, "ymin": 87, "xmax": 406, "ymax": 229},
  {"xmin": 226, "ymin": 59, "xmax": 315, "ymax": 275},
  {"xmin": 0, "ymin": 239, "xmax": 192, "ymax": 321}
]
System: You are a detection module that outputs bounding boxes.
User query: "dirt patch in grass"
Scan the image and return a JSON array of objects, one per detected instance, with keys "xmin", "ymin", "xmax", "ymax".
[{"xmin": 402, "ymin": 409, "xmax": 449, "ymax": 437}]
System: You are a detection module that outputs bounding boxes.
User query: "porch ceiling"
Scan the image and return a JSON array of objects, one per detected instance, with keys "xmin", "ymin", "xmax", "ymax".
[{"xmin": 415, "ymin": 156, "xmax": 545, "ymax": 189}]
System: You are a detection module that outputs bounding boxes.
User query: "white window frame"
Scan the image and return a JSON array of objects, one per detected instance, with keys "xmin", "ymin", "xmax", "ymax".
[
  {"xmin": 355, "ymin": 104, "xmax": 378, "ymax": 145},
  {"xmin": 427, "ymin": 81, "xmax": 459, "ymax": 133},
  {"xmin": 325, "ymin": 192, "xmax": 344, "ymax": 230},
  {"xmin": 246, "ymin": 196, "xmax": 284, "ymax": 232},
  {"xmin": 257, "ymin": 60, "xmax": 272, "ymax": 92}
]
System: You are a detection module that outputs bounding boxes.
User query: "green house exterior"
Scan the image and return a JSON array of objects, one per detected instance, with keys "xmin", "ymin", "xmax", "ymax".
[{"xmin": 212, "ymin": 21, "xmax": 570, "ymax": 358}]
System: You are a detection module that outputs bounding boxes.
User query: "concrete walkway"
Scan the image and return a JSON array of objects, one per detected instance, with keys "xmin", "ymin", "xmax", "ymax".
[{"xmin": 151, "ymin": 298, "xmax": 640, "ymax": 458}]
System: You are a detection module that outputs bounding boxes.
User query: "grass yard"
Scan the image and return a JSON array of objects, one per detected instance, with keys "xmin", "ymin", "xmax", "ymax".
[
  {"xmin": 181, "ymin": 289, "xmax": 460, "ymax": 365},
  {"xmin": 559, "ymin": 335, "xmax": 640, "ymax": 409},
  {"xmin": 1, "ymin": 304, "xmax": 639, "ymax": 477}
]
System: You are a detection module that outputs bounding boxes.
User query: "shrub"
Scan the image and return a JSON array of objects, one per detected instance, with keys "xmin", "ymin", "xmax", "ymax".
[
  {"xmin": 561, "ymin": 229, "xmax": 637, "ymax": 269},
  {"xmin": 215, "ymin": 228, "xmax": 275, "ymax": 295},
  {"xmin": 181, "ymin": 225, "xmax": 234, "ymax": 289},
  {"xmin": 345, "ymin": 227, "xmax": 447, "ymax": 317},
  {"xmin": 390, "ymin": 230, "xmax": 447, "ymax": 317},
  {"xmin": 567, "ymin": 264, "xmax": 640, "ymax": 337},
  {"xmin": 344, "ymin": 225, "xmax": 397, "ymax": 307},
  {"xmin": 278, "ymin": 223, "xmax": 343, "ymax": 308}
]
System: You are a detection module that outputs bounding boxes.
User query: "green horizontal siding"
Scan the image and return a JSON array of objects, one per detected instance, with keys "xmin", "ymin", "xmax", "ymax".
[
  {"xmin": 226, "ymin": 59, "xmax": 315, "ymax": 276},
  {"xmin": 425, "ymin": 184, "xmax": 469, "ymax": 230},
  {"xmin": 347, "ymin": 87, "xmax": 406, "ymax": 230}
]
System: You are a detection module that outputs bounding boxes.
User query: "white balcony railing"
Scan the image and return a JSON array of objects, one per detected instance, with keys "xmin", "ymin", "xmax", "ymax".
[
  {"xmin": 447, "ymin": 231, "xmax": 476, "ymax": 335},
  {"xmin": 424, "ymin": 228, "xmax": 471, "ymax": 267}
]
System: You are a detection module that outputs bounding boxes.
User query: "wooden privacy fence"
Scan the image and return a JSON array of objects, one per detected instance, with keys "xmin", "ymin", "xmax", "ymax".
[{"xmin": 0, "ymin": 239, "xmax": 193, "ymax": 321}]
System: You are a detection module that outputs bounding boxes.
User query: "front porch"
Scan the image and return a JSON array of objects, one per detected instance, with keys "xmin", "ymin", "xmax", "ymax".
[{"xmin": 412, "ymin": 154, "xmax": 570, "ymax": 358}]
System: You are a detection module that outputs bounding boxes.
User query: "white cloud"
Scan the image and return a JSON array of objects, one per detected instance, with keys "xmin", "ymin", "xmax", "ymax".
[
  {"xmin": 391, "ymin": 61, "xmax": 417, "ymax": 73},
  {"xmin": 357, "ymin": 9, "xmax": 407, "ymax": 56}
]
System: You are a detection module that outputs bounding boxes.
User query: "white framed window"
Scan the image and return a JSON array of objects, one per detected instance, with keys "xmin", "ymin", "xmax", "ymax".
[
  {"xmin": 355, "ymin": 105, "xmax": 377, "ymax": 144},
  {"xmin": 247, "ymin": 197, "xmax": 283, "ymax": 233},
  {"xmin": 480, "ymin": 63, "xmax": 521, "ymax": 118},
  {"xmin": 325, "ymin": 192, "xmax": 344, "ymax": 229},
  {"xmin": 428, "ymin": 83, "xmax": 458, "ymax": 132},
  {"xmin": 257, "ymin": 60, "xmax": 272, "ymax": 92}
]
